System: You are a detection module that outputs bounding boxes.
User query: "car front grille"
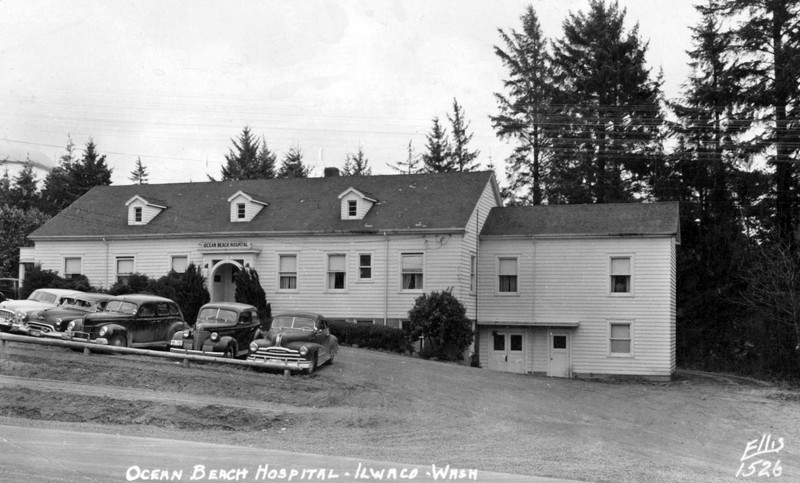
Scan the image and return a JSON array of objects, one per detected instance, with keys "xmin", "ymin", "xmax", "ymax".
[
  {"xmin": 0, "ymin": 309, "xmax": 14, "ymax": 320},
  {"xmin": 26, "ymin": 321, "xmax": 56, "ymax": 333},
  {"xmin": 250, "ymin": 346, "xmax": 303, "ymax": 362}
]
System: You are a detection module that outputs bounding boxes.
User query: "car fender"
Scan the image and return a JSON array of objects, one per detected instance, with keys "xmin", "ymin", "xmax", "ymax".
[
  {"xmin": 166, "ymin": 321, "xmax": 189, "ymax": 339},
  {"xmin": 215, "ymin": 335, "xmax": 238, "ymax": 352},
  {"xmin": 100, "ymin": 324, "xmax": 128, "ymax": 341}
]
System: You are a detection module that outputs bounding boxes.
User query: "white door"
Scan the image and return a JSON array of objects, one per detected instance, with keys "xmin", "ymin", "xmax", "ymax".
[
  {"xmin": 548, "ymin": 331, "xmax": 571, "ymax": 377},
  {"xmin": 489, "ymin": 331, "xmax": 525, "ymax": 374}
]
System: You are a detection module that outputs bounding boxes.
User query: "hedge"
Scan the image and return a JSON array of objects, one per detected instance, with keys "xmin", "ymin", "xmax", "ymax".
[{"xmin": 329, "ymin": 320, "xmax": 412, "ymax": 353}]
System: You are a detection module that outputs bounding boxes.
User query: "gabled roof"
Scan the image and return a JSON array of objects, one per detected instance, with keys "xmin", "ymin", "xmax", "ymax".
[
  {"xmin": 481, "ymin": 202, "xmax": 680, "ymax": 239},
  {"xmin": 30, "ymin": 171, "xmax": 496, "ymax": 239},
  {"xmin": 338, "ymin": 187, "xmax": 378, "ymax": 202},
  {"xmin": 226, "ymin": 190, "xmax": 269, "ymax": 205},
  {"xmin": 125, "ymin": 195, "xmax": 167, "ymax": 208}
]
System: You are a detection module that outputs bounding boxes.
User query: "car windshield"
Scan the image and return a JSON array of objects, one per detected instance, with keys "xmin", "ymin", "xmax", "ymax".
[
  {"xmin": 104, "ymin": 300, "xmax": 138, "ymax": 315},
  {"xmin": 272, "ymin": 316, "xmax": 316, "ymax": 330},
  {"xmin": 28, "ymin": 291, "xmax": 57, "ymax": 304},
  {"xmin": 197, "ymin": 308, "xmax": 237, "ymax": 323},
  {"xmin": 61, "ymin": 298, "xmax": 95, "ymax": 311}
]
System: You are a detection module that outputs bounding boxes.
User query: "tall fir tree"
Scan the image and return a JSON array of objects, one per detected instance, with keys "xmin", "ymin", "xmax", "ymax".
[
  {"xmin": 491, "ymin": 5, "xmax": 556, "ymax": 204},
  {"xmin": 129, "ymin": 157, "xmax": 149, "ymax": 184},
  {"xmin": 277, "ymin": 145, "xmax": 310, "ymax": 178},
  {"xmin": 421, "ymin": 117, "xmax": 454, "ymax": 173},
  {"xmin": 448, "ymin": 98, "xmax": 480, "ymax": 172},
  {"xmin": 10, "ymin": 160, "xmax": 40, "ymax": 211},
  {"xmin": 221, "ymin": 126, "xmax": 261, "ymax": 180},
  {"xmin": 387, "ymin": 140, "xmax": 422, "ymax": 174},
  {"xmin": 551, "ymin": 0, "xmax": 663, "ymax": 203},
  {"xmin": 342, "ymin": 146, "xmax": 372, "ymax": 176},
  {"xmin": 716, "ymin": 0, "xmax": 800, "ymax": 244},
  {"xmin": 256, "ymin": 136, "xmax": 277, "ymax": 179},
  {"xmin": 42, "ymin": 138, "xmax": 112, "ymax": 214}
]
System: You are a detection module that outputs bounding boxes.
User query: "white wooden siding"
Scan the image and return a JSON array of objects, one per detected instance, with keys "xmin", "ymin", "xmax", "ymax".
[
  {"xmin": 339, "ymin": 192, "xmax": 374, "ymax": 220},
  {"xmin": 32, "ymin": 232, "xmax": 471, "ymax": 322},
  {"xmin": 478, "ymin": 236, "xmax": 674, "ymax": 377}
]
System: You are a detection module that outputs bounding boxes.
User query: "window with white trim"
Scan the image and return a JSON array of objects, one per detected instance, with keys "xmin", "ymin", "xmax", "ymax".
[
  {"xmin": 401, "ymin": 253, "xmax": 423, "ymax": 290},
  {"xmin": 359, "ymin": 254, "xmax": 372, "ymax": 280},
  {"xmin": 171, "ymin": 255, "xmax": 188, "ymax": 274},
  {"xmin": 348, "ymin": 200, "xmax": 357, "ymax": 217},
  {"xmin": 279, "ymin": 255, "xmax": 297, "ymax": 290},
  {"xmin": 64, "ymin": 257, "xmax": 82, "ymax": 280},
  {"xmin": 134, "ymin": 207, "xmax": 142, "ymax": 223},
  {"xmin": 116, "ymin": 257, "xmax": 135, "ymax": 284},
  {"xmin": 327, "ymin": 254, "xmax": 346, "ymax": 290},
  {"xmin": 498, "ymin": 257, "xmax": 518, "ymax": 293},
  {"xmin": 610, "ymin": 256, "xmax": 632, "ymax": 294},
  {"xmin": 609, "ymin": 322, "xmax": 633, "ymax": 355},
  {"xmin": 237, "ymin": 203, "xmax": 246, "ymax": 219}
]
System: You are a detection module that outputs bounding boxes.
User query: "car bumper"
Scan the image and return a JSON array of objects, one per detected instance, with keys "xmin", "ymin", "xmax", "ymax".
[
  {"xmin": 246, "ymin": 355, "xmax": 313, "ymax": 371},
  {"xmin": 62, "ymin": 331, "xmax": 92, "ymax": 342},
  {"xmin": 169, "ymin": 339, "xmax": 226, "ymax": 357}
]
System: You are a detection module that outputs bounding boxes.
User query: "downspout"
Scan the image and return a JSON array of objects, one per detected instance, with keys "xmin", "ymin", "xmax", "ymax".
[
  {"xmin": 102, "ymin": 238, "xmax": 109, "ymax": 288},
  {"xmin": 383, "ymin": 232, "xmax": 389, "ymax": 326}
]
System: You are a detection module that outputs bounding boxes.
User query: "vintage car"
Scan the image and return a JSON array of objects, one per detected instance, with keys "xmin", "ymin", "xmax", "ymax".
[
  {"xmin": 22, "ymin": 292, "xmax": 113, "ymax": 338},
  {"xmin": 247, "ymin": 312, "xmax": 338, "ymax": 374},
  {"xmin": 170, "ymin": 302, "xmax": 263, "ymax": 359},
  {"xmin": 0, "ymin": 278, "xmax": 20, "ymax": 302},
  {"xmin": 63, "ymin": 294, "xmax": 188, "ymax": 348},
  {"xmin": 0, "ymin": 288, "xmax": 84, "ymax": 333}
]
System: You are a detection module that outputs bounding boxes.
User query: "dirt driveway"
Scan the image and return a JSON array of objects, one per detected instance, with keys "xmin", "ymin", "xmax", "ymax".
[{"xmin": 0, "ymin": 341, "xmax": 798, "ymax": 482}]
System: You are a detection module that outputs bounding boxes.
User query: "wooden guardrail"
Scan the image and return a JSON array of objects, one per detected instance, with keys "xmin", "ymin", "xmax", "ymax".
[{"xmin": 0, "ymin": 332, "xmax": 294, "ymax": 376}]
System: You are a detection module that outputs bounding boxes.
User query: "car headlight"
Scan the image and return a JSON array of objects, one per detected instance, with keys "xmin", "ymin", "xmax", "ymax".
[
  {"xmin": 210, "ymin": 332, "xmax": 219, "ymax": 341},
  {"xmin": 183, "ymin": 329, "xmax": 191, "ymax": 338},
  {"xmin": 67, "ymin": 321, "xmax": 76, "ymax": 331},
  {"xmin": 15, "ymin": 312, "xmax": 27, "ymax": 322},
  {"xmin": 98, "ymin": 326, "xmax": 107, "ymax": 337},
  {"xmin": 56, "ymin": 318, "xmax": 63, "ymax": 324},
  {"xmin": 249, "ymin": 341, "xmax": 258, "ymax": 352},
  {"xmin": 299, "ymin": 346, "xmax": 308, "ymax": 356}
]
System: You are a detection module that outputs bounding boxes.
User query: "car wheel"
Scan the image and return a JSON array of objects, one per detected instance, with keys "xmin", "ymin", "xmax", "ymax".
[
  {"xmin": 109, "ymin": 335, "xmax": 125, "ymax": 347},
  {"xmin": 306, "ymin": 353, "xmax": 318, "ymax": 375},
  {"xmin": 223, "ymin": 344, "xmax": 235, "ymax": 359}
]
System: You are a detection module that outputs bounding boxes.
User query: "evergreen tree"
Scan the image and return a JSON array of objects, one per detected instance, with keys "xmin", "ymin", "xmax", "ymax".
[
  {"xmin": 0, "ymin": 206, "xmax": 50, "ymax": 277},
  {"xmin": 277, "ymin": 145, "xmax": 310, "ymax": 178},
  {"xmin": 342, "ymin": 146, "xmax": 372, "ymax": 176},
  {"xmin": 129, "ymin": 157, "xmax": 149, "ymax": 184},
  {"xmin": 448, "ymin": 98, "xmax": 480, "ymax": 172},
  {"xmin": 551, "ymin": 0, "xmax": 663, "ymax": 203},
  {"xmin": 0, "ymin": 167, "xmax": 11, "ymax": 207},
  {"xmin": 10, "ymin": 160, "xmax": 40, "ymax": 211},
  {"xmin": 221, "ymin": 126, "xmax": 262, "ymax": 180},
  {"xmin": 491, "ymin": 6, "xmax": 555, "ymax": 204},
  {"xmin": 716, "ymin": 0, "xmax": 800, "ymax": 244},
  {"xmin": 234, "ymin": 266, "xmax": 270, "ymax": 320},
  {"xmin": 42, "ymin": 138, "xmax": 112, "ymax": 215},
  {"xmin": 255, "ymin": 136, "xmax": 278, "ymax": 179},
  {"xmin": 421, "ymin": 117, "xmax": 454, "ymax": 173},
  {"xmin": 387, "ymin": 140, "xmax": 422, "ymax": 174}
]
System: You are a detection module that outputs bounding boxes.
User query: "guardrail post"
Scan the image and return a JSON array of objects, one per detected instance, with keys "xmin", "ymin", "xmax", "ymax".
[
  {"xmin": 83, "ymin": 347, "xmax": 90, "ymax": 356},
  {"xmin": 283, "ymin": 369, "xmax": 290, "ymax": 378},
  {"xmin": 183, "ymin": 358, "xmax": 189, "ymax": 368}
]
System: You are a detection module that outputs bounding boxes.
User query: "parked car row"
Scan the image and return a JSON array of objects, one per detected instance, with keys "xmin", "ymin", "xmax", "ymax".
[{"xmin": 0, "ymin": 288, "xmax": 338, "ymax": 374}]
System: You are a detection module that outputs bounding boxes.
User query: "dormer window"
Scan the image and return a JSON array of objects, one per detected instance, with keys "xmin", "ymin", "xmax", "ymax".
[
  {"xmin": 227, "ymin": 191, "xmax": 269, "ymax": 223},
  {"xmin": 125, "ymin": 195, "xmax": 167, "ymax": 226},
  {"xmin": 338, "ymin": 187, "xmax": 377, "ymax": 220}
]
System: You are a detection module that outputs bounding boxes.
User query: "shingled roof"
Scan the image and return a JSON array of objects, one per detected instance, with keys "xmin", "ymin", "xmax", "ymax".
[
  {"xmin": 30, "ymin": 171, "xmax": 497, "ymax": 239},
  {"xmin": 481, "ymin": 202, "xmax": 679, "ymax": 239}
]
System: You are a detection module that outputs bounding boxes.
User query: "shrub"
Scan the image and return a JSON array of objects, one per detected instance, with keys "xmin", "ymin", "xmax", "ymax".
[
  {"xmin": 405, "ymin": 288, "xmax": 474, "ymax": 361},
  {"xmin": 234, "ymin": 266, "xmax": 271, "ymax": 320},
  {"xmin": 21, "ymin": 264, "xmax": 98, "ymax": 298},
  {"xmin": 329, "ymin": 320, "xmax": 411, "ymax": 353}
]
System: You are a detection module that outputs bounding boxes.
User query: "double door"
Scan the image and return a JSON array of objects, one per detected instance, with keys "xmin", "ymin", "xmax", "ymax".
[{"xmin": 489, "ymin": 331, "xmax": 525, "ymax": 373}]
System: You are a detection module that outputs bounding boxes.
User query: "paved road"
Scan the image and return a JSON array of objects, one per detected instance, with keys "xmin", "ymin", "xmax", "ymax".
[{"xmin": 0, "ymin": 424, "xmax": 578, "ymax": 483}]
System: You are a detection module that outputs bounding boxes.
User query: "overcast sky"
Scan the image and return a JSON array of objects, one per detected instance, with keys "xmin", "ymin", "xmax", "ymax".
[{"xmin": 0, "ymin": 0, "xmax": 699, "ymax": 185}]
